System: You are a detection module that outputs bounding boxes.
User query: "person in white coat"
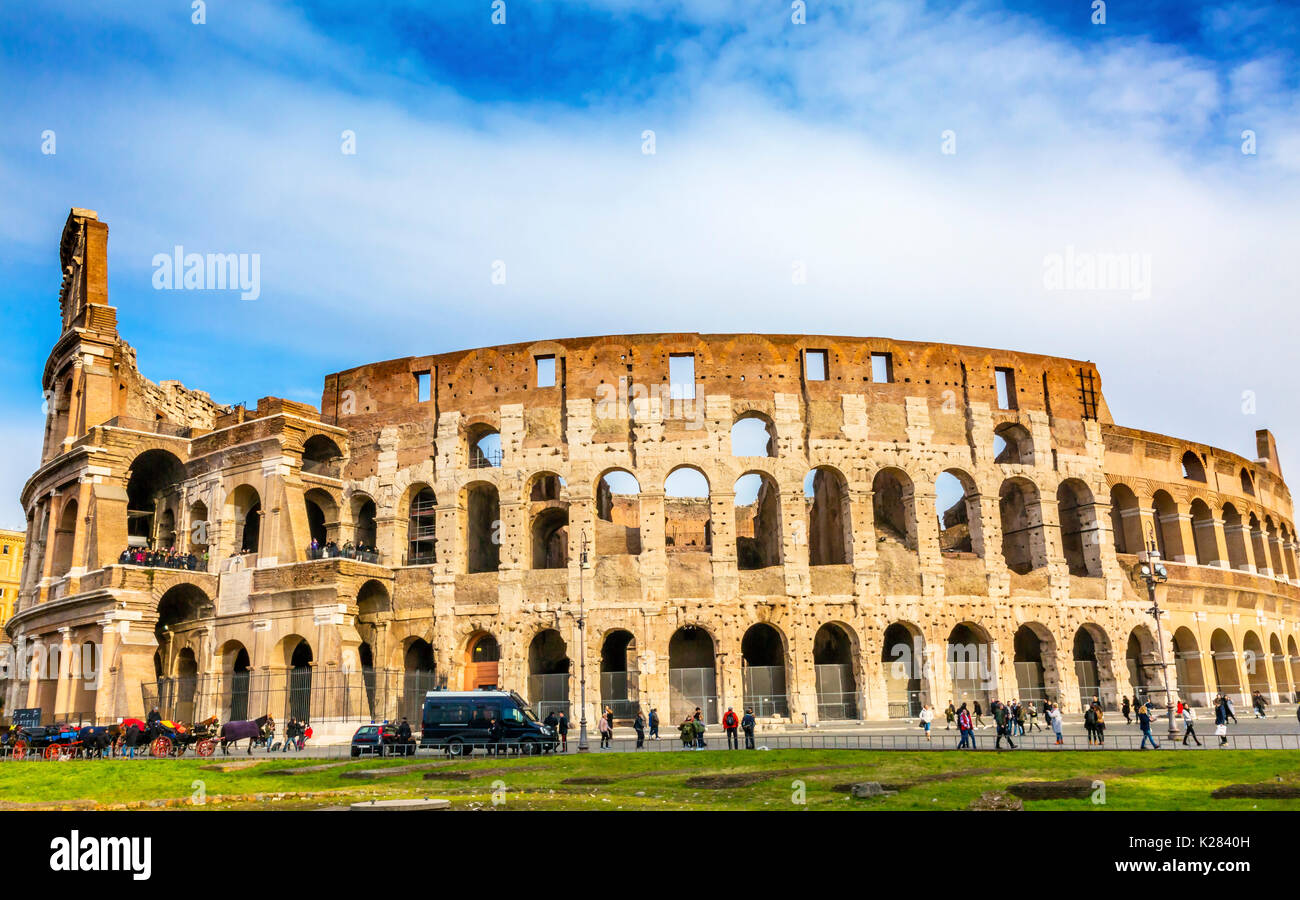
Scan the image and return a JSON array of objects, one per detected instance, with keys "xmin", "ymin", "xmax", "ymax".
[{"xmin": 919, "ymin": 704, "xmax": 934, "ymax": 742}]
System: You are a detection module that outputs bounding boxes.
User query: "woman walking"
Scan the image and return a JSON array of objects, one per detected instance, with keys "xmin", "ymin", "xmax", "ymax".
[{"xmin": 919, "ymin": 704, "xmax": 933, "ymax": 742}]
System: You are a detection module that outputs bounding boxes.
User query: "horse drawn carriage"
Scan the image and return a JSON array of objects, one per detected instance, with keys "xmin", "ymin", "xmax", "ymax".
[
  {"xmin": 110, "ymin": 716, "xmax": 220, "ymax": 758},
  {"xmin": 1, "ymin": 723, "xmax": 83, "ymax": 760}
]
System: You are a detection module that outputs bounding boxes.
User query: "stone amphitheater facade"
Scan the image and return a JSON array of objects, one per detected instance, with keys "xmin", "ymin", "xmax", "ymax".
[{"xmin": 6, "ymin": 208, "xmax": 1300, "ymax": 733}]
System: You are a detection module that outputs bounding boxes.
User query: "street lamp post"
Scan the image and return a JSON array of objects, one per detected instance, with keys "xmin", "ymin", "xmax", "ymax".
[
  {"xmin": 1139, "ymin": 524, "xmax": 1179, "ymax": 741},
  {"xmin": 576, "ymin": 531, "xmax": 590, "ymax": 752}
]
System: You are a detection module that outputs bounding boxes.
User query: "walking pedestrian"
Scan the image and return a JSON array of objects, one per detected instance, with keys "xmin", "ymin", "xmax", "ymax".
[
  {"xmin": 1214, "ymin": 697, "xmax": 1230, "ymax": 746},
  {"xmin": 1222, "ymin": 694, "xmax": 1238, "ymax": 724},
  {"xmin": 556, "ymin": 711, "xmax": 568, "ymax": 752},
  {"xmin": 1252, "ymin": 690, "xmax": 1268, "ymax": 718},
  {"xmin": 973, "ymin": 700, "xmax": 985, "ymax": 729},
  {"xmin": 597, "ymin": 712, "xmax": 612, "ymax": 749},
  {"xmin": 1084, "ymin": 704, "xmax": 1098, "ymax": 745},
  {"xmin": 944, "ymin": 701, "xmax": 955, "ymax": 730},
  {"xmin": 919, "ymin": 703, "xmax": 933, "ymax": 742},
  {"xmin": 649, "ymin": 707, "xmax": 660, "ymax": 740},
  {"xmin": 1026, "ymin": 701, "xmax": 1042, "ymax": 732},
  {"xmin": 1121, "ymin": 696, "xmax": 1131, "ymax": 725},
  {"xmin": 1094, "ymin": 704, "xmax": 1106, "ymax": 745},
  {"xmin": 993, "ymin": 700, "xmax": 1016, "ymax": 750},
  {"xmin": 1181, "ymin": 702, "xmax": 1201, "ymax": 746},
  {"xmin": 722, "ymin": 707, "xmax": 740, "ymax": 749},
  {"xmin": 692, "ymin": 709, "xmax": 707, "ymax": 748},
  {"xmin": 1137, "ymin": 703, "xmax": 1160, "ymax": 749},
  {"xmin": 633, "ymin": 710, "xmax": 645, "ymax": 749},
  {"xmin": 741, "ymin": 707, "xmax": 756, "ymax": 749},
  {"xmin": 1013, "ymin": 701, "xmax": 1026, "ymax": 736},
  {"xmin": 1049, "ymin": 703, "xmax": 1064, "ymax": 745},
  {"xmin": 956, "ymin": 702, "xmax": 975, "ymax": 749}
]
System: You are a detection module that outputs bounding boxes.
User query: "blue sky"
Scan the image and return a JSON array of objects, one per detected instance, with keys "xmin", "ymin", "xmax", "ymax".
[{"xmin": 1, "ymin": 0, "xmax": 1298, "ymax": 528}]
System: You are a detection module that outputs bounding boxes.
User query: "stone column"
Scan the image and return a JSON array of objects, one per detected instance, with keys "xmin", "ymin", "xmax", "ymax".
[{"xmin": 52, "ymin": 628, "xmax": 74, "ymax": 719}]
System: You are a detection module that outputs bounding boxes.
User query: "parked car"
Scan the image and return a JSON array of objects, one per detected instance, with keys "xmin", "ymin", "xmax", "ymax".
[
  {"xmin": 350, "ymin": 723, "xmax": 415, "ymax": 758},
  {"xmin": 419, "ymin": 690, "xmax": 557, "ymax": 757}
]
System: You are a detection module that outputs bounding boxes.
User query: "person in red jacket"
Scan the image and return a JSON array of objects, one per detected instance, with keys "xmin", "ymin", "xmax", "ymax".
[{"xmin": 722, "ymin": 707, "xmax": 740, "ymax": 749}]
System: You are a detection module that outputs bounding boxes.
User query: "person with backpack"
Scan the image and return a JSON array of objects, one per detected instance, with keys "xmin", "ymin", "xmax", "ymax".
[
  {"xmin": 722, "ymin": 707, "xmax": 740, "ymax": 749},
  {"xmin": 944, "ymin": 701, "xmax": 956, "ymax": 730},
  {"xmin": 1084, "ymin": 704, "xmax": 1098, "ymax": 745},
  {"xmin": 741, "ymin": 707, "xmax": 756, "ymax": 749},
  {"xmin": 692, "ymin": 709, "xmax": 707, "ymax": 748}
]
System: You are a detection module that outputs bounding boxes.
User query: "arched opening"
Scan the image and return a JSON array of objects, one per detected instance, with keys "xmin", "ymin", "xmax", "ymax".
[
  {"xmin": 1151, "ymin": 491, "xmax": 1185, "ymax": 563},
  {"xmin": 1266, "ymin": 517, "xmax": 1285, "ymax": 577},
  {"xmin": 466, "ymin": 423, "xmax": 502, "ymax": 468},
  {"xmin": 1242, "ymin": 631, "xmax": 1269, "ymax": 700},
  {"xmin": 883, "ymin": 622, "xmax": 925, "ymax": 717},
  {"xmin": 528, "ymin": 472, "xmax": 570, "ymax": 570},
  {"xmin": 813, "ymin": 623, "xmax": 859, "ymax": 719},
  {"xmin": 1289, "ymin": 636, "xmax": 1300, "ymax": 703},
  {"xmin": 1180, "ymin": 450, "xmax": 1207, "ymax": 482},
  {"xmin": 1249, "ymin": 513, "xmax": 1270, "ymax": 575},
  {"xmin": 402, "ymin": 639, "xmax": 436, "ymax": 722},
  {"xmin": 1240, "ymin": 468, "xmax": 1255, "ymax": 495},
  {"xmin": 155, "ymin": 583, "xmax": 206, "ymax": 642},
  {"xmin": 304, "ymin": 488, "xmax": 338, "ymax": 553},
  {"xmin": 993, "ymin": 422, "xmax": 1032, "ymax": 465},
  {"xmin": 1073, "ymin": 625, "xmax": 1115, "ymax": 710},
  {"xmin": 125, "ymin": 449, "xmax": 186, "ymax": 550},
  {"xmin": 1013, "ymin": 624, "xmax": 1054, "ymax": 704},
  {"xmin": 731, "ymin": 413, "xmax": 777, "ymax": 458},
  {"xmin": 227, "ymin": 484, "xmax": 262, "ymax": 556},
  {"xmin": 174, "ymin": 647, "xmax": 198, "ymax": 723},
  {"xmin": 805, "ymin": 466, "xmax": 850, "ymax": 565},
  {"xmin": 350, "ymin": 495, "xmax": 377, "ymax": 557},
  {"xmin": 595, "ymin": 469, "xmax": 642, "ymax": 555},
  {"xmin": 600, "ymin": 630, "xmax": 639, "ymax": 718},
  {"xmin": 52, "ymin": 497, "xmax": 78, "ymax": 576},
  {"xmin": 1126, "ymin": 627, "xmax": 1159, "ymax": 706},
  {"xmin": 463, "ymin": 632, "xmax": 500, "ymax": 690},
  {"xmin": 872, "ymin": 467, "xmax": 916, "ymax": 549},
  {"xmin": 947, "ymin": 623, "xmax": 995, "ymax": 710},
  {"xmin": 302, "ymin": 434, "xmax": 343, "ymax": 478},
  {"xmin": 664, "ymin": 466, "xmax": 711, "ymax": 553},
  {"xmin": 734, "ymin": 472, "xmax": 782, "ymax": 569},
  {"xmin": 354, "ymin": 579, "xmax": 390, "ymax": 717},
  {"xmin": 527, "ymin": 630, "xmax": 570, "ymax": 718},
  {"xmin": 287, "ymin": 638, "xmax": 314, "ymax": 722},
  {"xmin": 464, "ymin": 482, "xmax": 500, "ymax": 573},
  {"xmin": 156, "ymin": 508, "xmax": 176, "ymax": 550},
  {"xmin": 1283, "ymin": 525, "xmax": 1298, "ymax": 580},
  {"xmin": 668, "ymin": 626, "xmax": 717, "ymax": 724},
  {"xmin": 1171, "ymin": 628, "xmax": 1207, "ymax": 707},
  {"xmin": 1058, "ymin": 479, "xmax": 1103, "ymax": 576},
  {"xmin": 406, "ymin": 485, "xmax": 437, "ymax": 566},
  {"xmin": 1108, "ymin": 483, "xmax": 1142, "ymax": 555},
  {"xmin": 223, "ymin": 643, "xmax": 251, "ymax": 722},
  {"xmin": 741, "ymin": 623, "xmax": 788, "ymax": 716},
  {"xmin": 1189, "ymin": 498, "xmax": 1219, "ymax": 566},
  {"xmin": 1269, "ymin": 634, "xmax": 1291, "ymax": 702},
  {"xmin": 1215, "ymin": 503, "xmax": 1245, "ymax": 571},
  {"xmin": 1209, "ymin": 629, "xmax": 1241, "ymax": 700},
  {"xmin": 188, "ymin": 501, "xmax": 209, "ymax": 557},
  {"xmin": 999, "ymin": 477, "xmax": 1047, "ymax": 574},
  {"xmin": 935, "ymin": 469, "xmax": 982, "ymax": 557}
]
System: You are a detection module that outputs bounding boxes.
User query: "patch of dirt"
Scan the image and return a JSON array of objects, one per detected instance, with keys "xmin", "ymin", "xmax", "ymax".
[
  {"xmin": 560, "ymin": 776, "xmax": 617, "ymax": 785},
  {"xmin": 968, "ymin": 790, "xmax": 1024, "ymax": 811},
  {"xmin": 1211, "ymin": 783, "xmax": 1300, "ymax": 799},
  {"xmin": 1006, "ymin": 778, "xmax": 1097, "ymax": 800},
  {"xmin": 1101, "ymin": 766, "xmax": 1170, "ymax": 777},
  {"xmin": 684, "ymin": 763, "xmax": 864, "ymax": 789},
  {"xmin": 428, "ymin": 765, "xmax": 559, "ymax": 781},
  {"xmin": 834, "ymin": 767, "xmax": 995, "ymax": 793},
  {"xmin": 198, "ymin": 760, "xmax": 264, "ymax": 773},
  {"xmin": 267, "ymin": 762, "xmax": 353, "ymax": 775},
  {"xmin": 341, "ymin": 763, "xmax": 450, "ymax": 779}
]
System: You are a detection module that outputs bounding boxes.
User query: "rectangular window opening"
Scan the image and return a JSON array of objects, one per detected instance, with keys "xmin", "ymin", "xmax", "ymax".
[
  {"xmin": 805, "ymin": 349, "xmax": 828, "ymax": 381},
  {"xmin": 670, "ymin": 354, "xmax": 696, "ymax": 400},
  {"xmin": 870, "ymin": 352, "xmax": 893, "ymax": 384},
  {"xmin": 536, "ymin": 355, "xmax": 556, "ymax": 388},
  {"xmin": 994, "ymin": 367, "xmax": 1017, "ymax": 410},
  {"xmin": 415, "ymin": 371, "xmax": 432, "ymax": 403}
]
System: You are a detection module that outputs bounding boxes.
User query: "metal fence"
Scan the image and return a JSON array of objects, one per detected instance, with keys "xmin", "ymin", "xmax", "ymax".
[
  {"xmin": 528, "ymin": 673, "xmax": 571, "ymax": 719},
  {"xmin": 742, "ymin": 665, "xmax": 789, "ymax": 717},
  {"xmin": 815, "ymin": 664, "xmax": 860, "ymax": 720},
  {"xmin": 668, "ymin": 666, "xmax": 718, "ymax": 725},
  {"xmin": 143, "ymin": 668, "xmax": 440, "ymax": 725},
  {"xmin": 600, "ymin": 671, "xmax": 640, "ymax": 718}
]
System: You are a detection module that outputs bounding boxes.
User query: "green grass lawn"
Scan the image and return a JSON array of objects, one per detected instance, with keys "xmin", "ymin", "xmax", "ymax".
[{"xmin": 2, "ymin": 749, "xmax": 1298, "ymax": 810}]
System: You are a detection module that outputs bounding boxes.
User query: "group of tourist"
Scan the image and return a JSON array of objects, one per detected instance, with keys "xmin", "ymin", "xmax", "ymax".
[
  {"xmin": 306, "ymin": 539, "xmax": 379, "ymax": 562},
  {"xmin": 118, "ymin": 546, "xmax": 207, "ymax": 570},
  {"xmin": 941, "ymin": 698, "xmax": 1060, "ymax": 748}
]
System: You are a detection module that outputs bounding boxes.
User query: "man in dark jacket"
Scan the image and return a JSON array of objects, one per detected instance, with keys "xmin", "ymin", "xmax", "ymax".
[
  {"xmin": 648, "ymin": 708, "xmax": 660, "ymax": 740},
  {"xmin": 993, "ymin": 700, "xmax": 1016, "ymax": 750},
  {"xmin": 556, "ymin": 712, "xmax": 568, "ymax": 752},
  {"xmin": 722, "ymin": 707, "xmax": 740, "ymax": 749},
  {"xmin": 741, "ymin": 708, "xmax": 756, "ymax": 749},
  {"xmin": 488, "ymin": 716, "xmax": 504, "ymax": 755},
  {"xmin": 633, "ymin": 711, "xmax": 645, "ymax": 749}
]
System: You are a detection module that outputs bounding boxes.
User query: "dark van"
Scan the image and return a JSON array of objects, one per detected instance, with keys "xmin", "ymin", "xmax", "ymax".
[{"xmin": 420, "ymin": 690, "xmax": 557, "ymax": 757}]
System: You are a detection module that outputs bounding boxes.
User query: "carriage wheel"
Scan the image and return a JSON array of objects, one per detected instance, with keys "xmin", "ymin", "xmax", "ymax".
[
  {"xmin": 11, "ymin": 741, "xmax": 27, "ymax": 760},
  {"xmin": 43, "ymin": 744, "xmax": 60, "ymax": 760},
  {"xmin": 150, "ymin": 736, "xmax": 172, "ymax": 758},
  {"xmin": 196, "ymin": 738, "xmax": 216, "ymax": 757}
]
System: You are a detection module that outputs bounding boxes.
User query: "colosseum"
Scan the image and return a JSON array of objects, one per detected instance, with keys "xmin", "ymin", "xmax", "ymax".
[{"xmin": 5, "ymin": 208, "xmax": 1300, "ymax": 737}]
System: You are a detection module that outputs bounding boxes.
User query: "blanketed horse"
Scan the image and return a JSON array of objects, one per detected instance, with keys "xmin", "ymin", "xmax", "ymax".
[{"xmin": 220, "ymin": 715, "xmax": 272, "ymax": 755}]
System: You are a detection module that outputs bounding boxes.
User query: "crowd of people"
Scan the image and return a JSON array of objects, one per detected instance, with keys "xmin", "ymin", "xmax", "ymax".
[
  {"xmin": 118, "ymin": 546, "xmax": 207, "ymax": 570},
  {"xmin": 306, "ymin": 539, "xmax": 380, "ymax": 562}
]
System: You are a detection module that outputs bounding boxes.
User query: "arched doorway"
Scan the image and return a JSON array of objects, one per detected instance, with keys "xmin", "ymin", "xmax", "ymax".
[
  {"xmin": 664, "ymin": 467, "xmax": 712, "ymax": 553},
  {"xmin": 1242, "ymin": 631, "xmax": 1269, "ymax": 700},
  {"xmin": 1012, "ymin": 624, "xmax": 1055, "ymax": 704},
  {"xmin": 464, "ymin": 483, "xmax": 500, "ymax": 573},
  {"xmin": 600, "ymin": 630, "xmax": 639, "ymax": 718},
  {"xmin": 52, "ymin": 497, "xmax": 78, "ymax": 576},
  {"xmin": 228, "ymin": 485, "xmax": 262, "ymax": 555},
  {"xmin": 1269, "ymin": 634, "xmax": 1290, "ymax": 703},
  {"xmin": 668, "ymin": 627, "xmax": 717, "ymax": 724},
  {"xmin": 463, "ymin": 633, "xmax": 500, "ymax": 690},
  {"xmin": 872, "ymin": 467, "xmax": 916, "ymax": 549},
  {"xmin": 287, "ymin": 639, "xmax": 313, "ymax": 722},
  {"xmin": 947, "ymin": 623, "xmax": 994, "ymax": 710},
  {"xmin": 813, "ymin": 623, "xmax": 858, "ymax": 719},
  {"xmin": 1073, "ymin": 624, "xmax": 1115, "ymax": 710},
  {"xmin": 1209, "ymin": 629, "xmax": 1241, "ymax": 701},
  {"xmin": 882, "ymin": 622, "xmax": 925, "ymax": 717},
  {"xmin": 527, "ymin": 629, "xmax": 570, "ymax": 718},
  {"xmin": 174, "ymin": 647, "xmax": 198, "ymax": 723},
  {"xmin": 1126, "ymin": 626, "xmax": 1160, "ymax": 706},
  {"xmin": 125, "ymin": 449, "xmax": 186, "ymax": 550},
  {"xmin": 403, "ymin": 639, "xmax": 436, "ymax": 722},
  {"xmin": 223, "ymin": 643, "xmax": 251, "ymax": 722},
  {"xmin": 1108, "ymin": 483, "xmax": 1142, "ymax": 555},
  {"xmin": 595, "ymin": 469, "xmax": 642, "ymax": 555},
  {"xmin": 1171, "ymin": 628, "xmax": 1207, "ymax": 707},
  {"xmin": 740, "ymin": 623, "xmax": 788, "ymax": 716}
]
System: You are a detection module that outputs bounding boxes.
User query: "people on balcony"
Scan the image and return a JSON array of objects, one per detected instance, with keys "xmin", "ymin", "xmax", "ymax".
[{"xmin": 118, "ymin": 546, "xmax": 203, "ymax": 570}]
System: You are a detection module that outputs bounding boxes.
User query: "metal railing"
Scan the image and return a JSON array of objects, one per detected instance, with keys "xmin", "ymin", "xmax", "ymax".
[{"xmin": 306, "ymin": 545, "xmax": 381, "ymax": 563}]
